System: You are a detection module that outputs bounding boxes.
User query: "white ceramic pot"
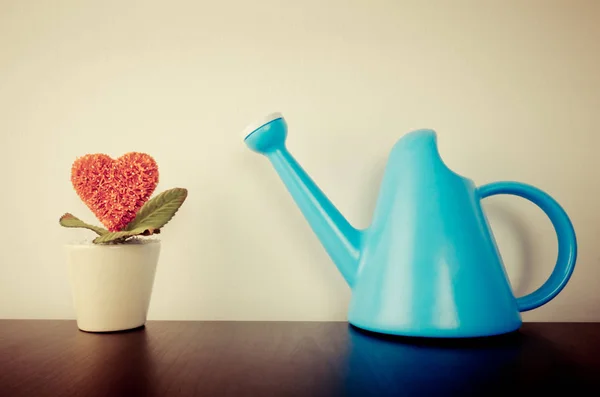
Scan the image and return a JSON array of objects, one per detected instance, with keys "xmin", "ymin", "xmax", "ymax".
[{"xmin": 66, "ymin": 239, "xmax": 161, "ymax": 332}]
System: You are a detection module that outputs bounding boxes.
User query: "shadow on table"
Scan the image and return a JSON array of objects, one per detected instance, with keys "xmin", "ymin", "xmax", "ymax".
[
  {"xmin": 338, "ymin": 324, "xmax": 596, "ymax": 396},
  {"xmin": 71, "ymin": 326, "xmax": 158, "ymax": 396}
]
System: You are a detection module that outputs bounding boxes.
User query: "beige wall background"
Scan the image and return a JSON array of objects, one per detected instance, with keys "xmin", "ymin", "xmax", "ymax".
[{"xmin": 1, "ymin": 0, "xmax": 598, "ymax": 321}]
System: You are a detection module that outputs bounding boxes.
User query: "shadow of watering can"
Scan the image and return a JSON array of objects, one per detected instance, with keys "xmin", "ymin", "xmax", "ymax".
[
  {"xmin": 242, "ymin": 113, "xmax": 577, "ymax": 338},
  {"xmin": 339, "ymin": 325, "xmax": 592, "ymax": 396}
]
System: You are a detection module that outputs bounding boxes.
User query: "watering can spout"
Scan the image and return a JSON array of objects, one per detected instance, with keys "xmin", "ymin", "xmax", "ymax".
[{"xmin": 243, "ymin": 113, "xmax": 362, "ymax": 286}]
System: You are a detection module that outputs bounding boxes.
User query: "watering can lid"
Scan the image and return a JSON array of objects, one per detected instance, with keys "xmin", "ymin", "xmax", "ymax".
[{"xmin": 242, "ymin": 112, "xmax": 283, "ymax": 140}]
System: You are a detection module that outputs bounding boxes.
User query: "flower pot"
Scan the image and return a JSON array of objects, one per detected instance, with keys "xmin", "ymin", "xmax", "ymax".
[{"xmin": 66, "ymin": 239, "xmax": 161, "ymax": 332}]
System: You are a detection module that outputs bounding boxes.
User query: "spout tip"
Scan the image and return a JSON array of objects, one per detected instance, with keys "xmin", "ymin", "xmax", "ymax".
[
  {"xmin": 242, "ymin": 112, "xmax": 284, "ymax": 141},
  {"xmin": 243, "ymin": 112, "xmax": 288, "ymax": 154}
]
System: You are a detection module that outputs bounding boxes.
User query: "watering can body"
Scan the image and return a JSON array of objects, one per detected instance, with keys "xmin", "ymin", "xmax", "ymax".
[{"xmin": 243, "ymin": 113, "xmax": 577, "ymax": 338}]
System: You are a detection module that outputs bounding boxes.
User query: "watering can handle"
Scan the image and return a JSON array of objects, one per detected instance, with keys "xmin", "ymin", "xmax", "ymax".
[{"xmin": 478, "ymin": 181, "xmax": 577, "ymax": 312}]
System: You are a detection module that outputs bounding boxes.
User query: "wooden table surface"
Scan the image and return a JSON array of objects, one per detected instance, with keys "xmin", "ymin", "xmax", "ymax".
[{"xmin": 0, "ymin": 321, "xmax": 599, "ymax": 396}]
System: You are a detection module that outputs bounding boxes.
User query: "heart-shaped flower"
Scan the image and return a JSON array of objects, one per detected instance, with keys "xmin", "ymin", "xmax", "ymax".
[{"xmin": 70, "ymin": 152, "xmax": 159, "ymax": 232}]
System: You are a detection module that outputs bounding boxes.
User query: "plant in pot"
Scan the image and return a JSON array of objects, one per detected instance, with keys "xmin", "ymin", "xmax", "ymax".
[{"xmin": 59, "ymin": 152, "xmax": 187, "ymax": 332}]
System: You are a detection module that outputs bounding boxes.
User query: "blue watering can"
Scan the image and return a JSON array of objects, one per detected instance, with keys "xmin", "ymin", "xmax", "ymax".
[{"xmin": 243, "ymin": 113, "xmax": 577, "ymax": 338}]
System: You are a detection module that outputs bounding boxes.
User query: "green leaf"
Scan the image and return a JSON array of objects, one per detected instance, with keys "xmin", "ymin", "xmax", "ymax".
[
  {"xmin": 59, "ymin": 213, "xmax": 108, "ymax": 236},
  {"xmin": 92, "ymin": 227, "xmax": 159, "ymax": 244},
  {"xmin": 125, "ymin": 188, "xmax": 188, "ymax": 232}
]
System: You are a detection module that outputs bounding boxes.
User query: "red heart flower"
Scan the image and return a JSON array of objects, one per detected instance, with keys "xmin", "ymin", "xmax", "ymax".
[{"xmin": 71, "ymin": 152, "xmax": 159, "ymax": 232}]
